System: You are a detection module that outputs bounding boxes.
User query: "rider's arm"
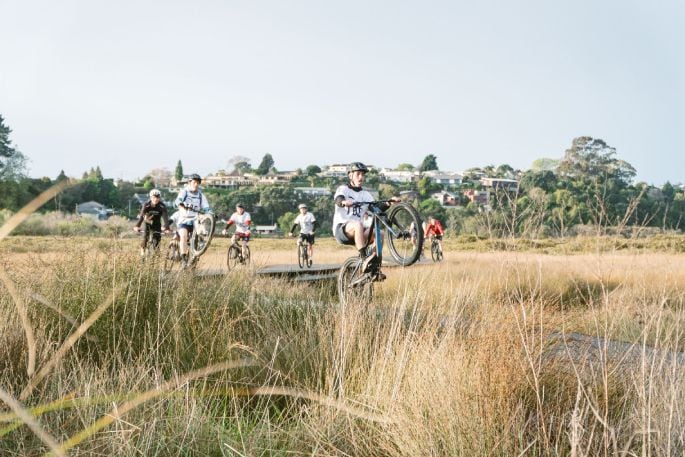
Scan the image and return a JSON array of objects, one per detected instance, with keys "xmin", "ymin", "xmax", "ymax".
[
  {"xmin": 200, "ymin": 193, "xmax": 211, "ymax": 213},
  {"xmin": 290, "ymin": 223, "xmax": 298, "ymax": 234},
  {"xmin": 134, "ymin": 204, "xmax": 146, "ymax": 228},
  {"xmin": 161, "ymin": 205, "xmax": 170, "ymax": 230},
  {"xmin": 334, "ymin": 195, "xmax": 346, "ymax": 207},
  {"xmin": 174, "ymin": 190, "xmax": 186, "ymax": 208}
]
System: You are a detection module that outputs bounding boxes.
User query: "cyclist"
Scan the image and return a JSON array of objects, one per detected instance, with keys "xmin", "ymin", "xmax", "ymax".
[
  {"xmin": 333, "ymin": 162, "xmax": 392, "ymax": 279},
  {"xmin": 222, "ymin": 203, "xmax": 251, "ymax": 260},
  {"xmin": 133, "ymin": 189, "xmax": 171, "ymax": 256},
  {"xmin": 173, "ymin": 174, "xmax": 211, "ymax": 266},
  {"xmin": 288, "ymin": 203, "xmax": 318, "ymax": 262},
  {"xmin": 424, "ymin": 215, "xmax": 445, "ymax": 254}
]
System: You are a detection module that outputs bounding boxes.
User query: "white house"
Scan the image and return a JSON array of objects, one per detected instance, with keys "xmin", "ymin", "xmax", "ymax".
[
  {"xmin": 294, "ymin": 187, "xmax": 332, "ymax": 198},
  {"xmin": 422, "ymin": 170, "xmax": 462, "ymax": 185},
  {"xmin": 379, "ymin": 168, "xmax": 418, "ymax": 183}
]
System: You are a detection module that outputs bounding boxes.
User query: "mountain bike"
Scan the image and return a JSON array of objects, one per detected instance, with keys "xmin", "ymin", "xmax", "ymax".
[
  {"xmin": 163, "ymin": 212, "xmax": 215, "ymax": 271},
  {"xmin": 296, "ymin": 234, "xmax": 313, "ymax": 268},
  {"xmin": 226, "ymin": 233, "xmax": 251, "ymax": 271},
  {"xmin": 430, "ymin": 236, "xmax": 444, "ymax": 262},
  {"xmin": 140, "ymin": 226, "xmax": 164, "ymax": 259},
  {"xmin": 337, "ymin": 201, "xmax": 423, "ymax": 306}
]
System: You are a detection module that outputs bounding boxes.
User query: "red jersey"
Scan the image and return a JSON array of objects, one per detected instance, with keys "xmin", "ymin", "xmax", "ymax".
[{"xmin": 425, "ymin": 220, "xmax": 444, "ymax": 237}]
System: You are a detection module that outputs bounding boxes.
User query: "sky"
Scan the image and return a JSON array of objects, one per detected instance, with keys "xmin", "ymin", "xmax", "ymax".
[{"xmin": 0, "ymin": 0, "xmax": 683, "ymax": 185}]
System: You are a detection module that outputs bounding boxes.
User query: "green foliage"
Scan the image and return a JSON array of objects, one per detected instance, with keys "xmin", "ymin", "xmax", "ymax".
[
  {"xmin": 278, "ymin": 211, "xmax": 297, "ymax": 232},
  {"xmin": 396, "ymin": 163, "xmax": 415, "ymax": 171},
  {"xmin": 419, "ymin": 154, "xmax": 438, "ymax": 172},
  {"xmin": 256, "ymin": 153, "xmax": 275, "ymax": 175},
  {"xmin": 305, "ymin": 164, "xmax": 322, "ymax": 176},
  {"xmin": 174, "ymin": 160, "xmax": 183, "ymax": 181}
]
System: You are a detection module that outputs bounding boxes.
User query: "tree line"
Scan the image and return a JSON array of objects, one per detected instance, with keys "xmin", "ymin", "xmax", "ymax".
[{"xmin": 1, "ymin": 114, "xmax": 683, "ymax": 237}]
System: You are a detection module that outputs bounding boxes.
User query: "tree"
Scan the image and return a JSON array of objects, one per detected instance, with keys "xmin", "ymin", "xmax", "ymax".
[
  {"xmin": 175, "ymin": 160, "xmax": 184, "ymax": 181},
  {"xmin": 305, "ymin": 165, "xmax": 322, "ymax": 177},
  {"xmin": 419, "ymin": 154, "xmax": 438, "ymax": 172},
  {"xmin": 0, "ymin": 114, "xmax": 27, "ymax": 180},
  {"xmin": 396, "ymin": 163, "xmax": 415, "ymax": 171},
  {"xmin": 557, "ymin": 136, "xmax": 636, "ymax": 183},
  {"xmin": 229, "ymin": 155, "xmax": 252, "ymax": 174},
  {"xmin": 256, "ymin": 154, "xmax": 275, "ymax": 176},
  {"xmin": 147, "ymin": 167, "xmax": 172, "ymax": 187}
]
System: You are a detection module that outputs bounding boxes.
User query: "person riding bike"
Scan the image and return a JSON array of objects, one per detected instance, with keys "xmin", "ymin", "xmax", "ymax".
[
  {"xmin": 333, "ymin": 162, "xmax": 393, "ymax": 281},
  {"xmin": 133, "ymin": 189, "xmax": 171, "ymax": 256},
  {"xmin": 424, "ymin": 215, "xmax": 445, "ymax": 254},
  {"xmin": 288, "ymin": 203, "xmax": 318, "ymax": 263},
  {"xmin": 173, "ymin": 174, "xmax": 212, "ymax": 267},
  {"xmin": 222, "ymin": 203, "xmax": 251, "ymax": 260}
]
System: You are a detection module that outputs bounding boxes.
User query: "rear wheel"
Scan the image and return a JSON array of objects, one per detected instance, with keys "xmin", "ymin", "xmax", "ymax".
[
  {"xmin": 190, "ymin": 214, "xmax": 215, "ymax": 257},
  {"xmin": 386, "ymin": 202, "xmax": 423, "ymax": 266},
  {"xmin": 337, "ymin": 257, "xmax": 374, "ymax": 307}
]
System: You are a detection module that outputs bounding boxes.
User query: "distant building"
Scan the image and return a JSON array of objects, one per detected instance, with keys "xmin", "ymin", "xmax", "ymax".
[
  {"xmin": 379, "ymin": 168, "xmax": 418, "ymax": 183},
  {"xmin": 480, "ymin": 177, "xmax": 519, "ymax": 190},
  {"xmin": 431, "ymin": 191, "xmax": 459, "ymax": 206},
  {"xmin": 253, "ymin": 224, "xmax": 279, "ymax": 235},
  {"xmin": 319, "ymin": 164, "xmax": 349, "ymax": 178},
  {"xmin": 294, "ymin": 187, "xmax": 332, "ymax": 198},
  {"xmin": 203, "ymin": 170, "xmax": 253, "ymax": 189},
  {"xmin": 422, "ymin": 170, "xmax": 462, "ymax": 185},
  {"xmin": 77, "ymin": 201, "xmax": 111, "ymax": 220},
  {"xmin": 463, "ymin": 189, "xmax": 488, "ymax": 204}
]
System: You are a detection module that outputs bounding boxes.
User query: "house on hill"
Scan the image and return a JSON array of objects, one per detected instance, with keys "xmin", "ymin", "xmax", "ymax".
[{"xmin": 77, "ymin": 201, "xmax": 111, "ymax": 220}]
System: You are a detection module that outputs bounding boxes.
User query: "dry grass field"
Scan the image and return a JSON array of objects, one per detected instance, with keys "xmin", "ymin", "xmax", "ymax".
[{"xmin": 2, "ymin": 233, "xmax": 685, "ymax": 456}]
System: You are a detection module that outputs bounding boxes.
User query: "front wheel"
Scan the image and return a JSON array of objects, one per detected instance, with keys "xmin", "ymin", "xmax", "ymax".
[
  {"xmin": 164, "ymin": 241, "xmax": 179, "ymax": 272},
  {"xmin": 386, "ymin": 202, "xmax": 423, "ymax": 266},
  {"xmin": 227, "ymin": 244, "xmax": 240, "ymax": 271},
  {"xmin": 190, "ymin": 214, "xmax": 215, "ymax": 257},
  {"xmin": 337, "ymin": 257, "xmax": 374, "ymax": 307},
  {"xmin": 297, "ymin": 243, "xmax": 306, "ymax": 269}
]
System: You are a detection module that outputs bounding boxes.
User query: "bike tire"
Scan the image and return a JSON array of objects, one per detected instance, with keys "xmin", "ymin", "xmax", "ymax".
[
  {"xmin": 298, "ymin": 243, "xmax": 305, "ymax": 269},
  {"xmin": 437, "ymin": 245, "xmax": 443, "ymax": 262},
  {"xmin": 242, "ymin": 245, "xmax": 251, "ymax": 266},
  {"xmin": 337, "ymin": 257, "xmax": 374, "ymax": 307},
  {"xmin": 386, "ymin": 202, "xmax": 423, "ymax": 266},
  {"xmin": 164, "ymin": 241, "xmax": 179, "ymax": 272},
  {"xmin": 190, "ymin": 214, "xmax": 215, "ymax": 257},
  {"xmin": 226, "ymin": 245, "xmax": 240, "ymax": 271},
  {"xmin": 431, "ymin": 241, "xmax": 438, "ymax": 262}
]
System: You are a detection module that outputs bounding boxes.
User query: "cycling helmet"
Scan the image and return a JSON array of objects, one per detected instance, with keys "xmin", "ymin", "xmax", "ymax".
[
  {"xmin": 298, "ymin": 203, "xmax": 308, "ymax": 209},
  {"xmin": 347, "ymin": 162, "xmax": 369, "ymax": 174},
  {"xmin": 236, "ymin": 202, "xmax": 245, "ymax": 209},
  {"xmin": 149, "ymin": 189, "xmax": 162, "ymax": 198},
  {"xmin": 189, "ymin": 173, "xmax": 202, "ymax": 183}
]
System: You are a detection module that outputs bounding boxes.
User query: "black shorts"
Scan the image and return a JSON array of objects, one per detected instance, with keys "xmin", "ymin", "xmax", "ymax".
[{"xmin": 299, "ymin": 233, "xmax": 315, "ymax": 245}]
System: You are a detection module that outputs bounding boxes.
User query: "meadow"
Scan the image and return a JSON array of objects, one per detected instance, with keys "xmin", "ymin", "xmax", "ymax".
[{"xmin": 1, "ymin": 232, "xmax": 685, "ymax": 456}]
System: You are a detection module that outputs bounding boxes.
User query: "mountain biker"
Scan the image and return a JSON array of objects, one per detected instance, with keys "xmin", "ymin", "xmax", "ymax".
[
  {"xmin": 288, "ymin": 203, "xmax": 318, "ymax": 262},
  {"xmin": 222, "ymin": 203, "xmax": 251, "ymax": 260},
  {"xmin": 133, "ymin": 189, "xmax": 171, "ymax": 255},
  {"xmin": 173, "ymin": 174, "xmax": 212, "ymax": 266},
  {"xmin": 424, "ymin": 215, "xmax": 445, "ymax": 254},
  {"xmin": 333, "ymin": 162, "xmax": 392, "ymax": 280}
]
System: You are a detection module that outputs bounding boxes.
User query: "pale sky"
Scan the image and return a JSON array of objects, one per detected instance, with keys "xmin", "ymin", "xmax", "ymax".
[{"xmin": 1, "ymin": 0, "xmax": 683, "ymax": 184}]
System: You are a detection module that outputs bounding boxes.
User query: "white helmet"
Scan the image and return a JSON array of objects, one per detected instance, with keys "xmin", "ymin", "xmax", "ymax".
[{"xmin": 149, "ymin": 189, "xmax": 161, "ymax": 198}]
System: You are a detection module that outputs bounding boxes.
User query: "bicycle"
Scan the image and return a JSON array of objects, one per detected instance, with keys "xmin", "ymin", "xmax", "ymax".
[
  {"xmin": 295, "ymin": 234, "xmax": 313, "ymax": 269},
  {"xmin": 163, "ymin": 212, "xmax": 215, "ymax": 272},
  {"xmin": 140, "ymin": 226, "xmax": 164, "ymax": 259},
  {"xmin": 337, "ymin": 201, "xmax": 423, "ymax": 305},
  {"xmin": 430, "ymin": 236, "xmax": 444, "ymax": 262},
  {"xmin": 225, "ymin": 233, "xmax": 251, "ymax": 271}
]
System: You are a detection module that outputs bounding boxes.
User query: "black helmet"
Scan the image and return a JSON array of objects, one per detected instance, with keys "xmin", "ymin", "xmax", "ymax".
[
  {"xmin": 347, "ymin": 162, "xmax": 369, "ymax": 174},
  {"xmin": 189, "ymin": 173, "xmax": 202, "ymax": 183},
  {"xmin": 236, "ymin": 202, "xmax": 245, "ymax": 209}
]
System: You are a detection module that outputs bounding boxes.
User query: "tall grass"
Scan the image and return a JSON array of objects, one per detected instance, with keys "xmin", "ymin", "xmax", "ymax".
[{"xmin": 1, "ymin": 234, "xmax": 685, "ymax": 455}]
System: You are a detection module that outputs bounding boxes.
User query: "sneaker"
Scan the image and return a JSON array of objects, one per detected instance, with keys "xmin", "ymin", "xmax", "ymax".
[
  {"xmin": 373, "ymin": 270, "xmax": 387, "ymax": 282},
  {"xmin": 361, "ymin": 252, "xmax": 380, "ymax": 273}
]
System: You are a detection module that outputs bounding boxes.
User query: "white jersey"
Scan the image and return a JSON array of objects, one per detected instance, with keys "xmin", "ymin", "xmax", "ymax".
[
  {"xmin": 174, "ymin": 187, "xmax": 210, "ymax": 225},
  {"xmin": 333, "ymin": 184, "xmax": 374, "ymax": 232},
  {"xmin": 228, "ymin": 211, "xmax": 251, "ymax": 234},
  {"xmin": 294, "ymin": 212, "xmax": 316, "ymax": 235}
]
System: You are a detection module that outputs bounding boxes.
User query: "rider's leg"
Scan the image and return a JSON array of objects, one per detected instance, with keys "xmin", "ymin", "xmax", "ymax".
[
  {"xmin": 308, "ymin": 236, "xmax": 314, "ymax": 259},
  {"xmin": 241, "ymin": 238, "xmax": 248, "ymax": 259},
  {"xmin": 343, "ymin": 221, "xmax": 370, "ymax": 255},
  {"xmin": 179, "ymin": 228, "xmax": 189, "ymax": 256},
  {"xmin": 140, "ymin": 225, "xmax": 149, "ymax": 255}
]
